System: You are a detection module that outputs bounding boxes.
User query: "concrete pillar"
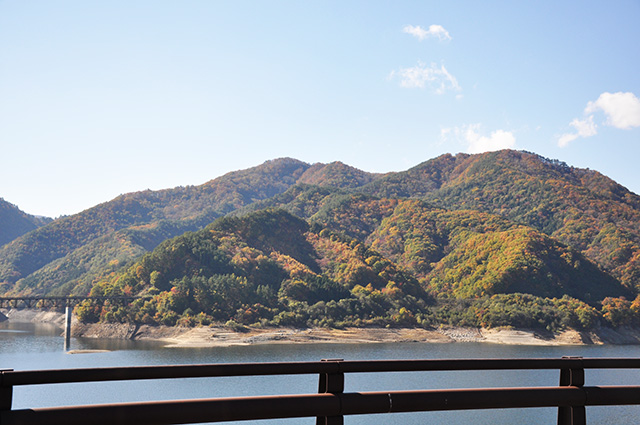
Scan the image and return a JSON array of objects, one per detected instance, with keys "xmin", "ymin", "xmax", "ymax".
[{"xmin": 64, "ymin": 306, "xmax": 72, "ymax": 351}]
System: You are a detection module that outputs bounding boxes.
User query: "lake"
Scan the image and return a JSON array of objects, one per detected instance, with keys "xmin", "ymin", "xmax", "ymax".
[{"xmin": 2, "ymin": 320, "xmax": 640, "ymax": 424}]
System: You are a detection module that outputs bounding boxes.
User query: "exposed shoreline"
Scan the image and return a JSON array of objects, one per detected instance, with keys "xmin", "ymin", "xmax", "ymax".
[{"xmin": 4, "ymin": 308, "xmax": 640, "ymax": 347}]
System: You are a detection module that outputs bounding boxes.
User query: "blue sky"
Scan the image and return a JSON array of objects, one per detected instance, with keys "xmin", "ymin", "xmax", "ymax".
[{"xmin": 1, "ymin": 1, "xmax": 639, "ymax": 218}]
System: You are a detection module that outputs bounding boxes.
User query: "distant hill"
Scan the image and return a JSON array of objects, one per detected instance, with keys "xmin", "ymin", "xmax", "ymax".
[
  {"xmin": 77, "ymin": 209, "xmax": 429, "ymax": 327},
  {"xmin": 312, "ymin": 197, "xmax": 628, "ymax": 303},
  {"xmin": 297, "ymin": 161, "xmax": 381, "ymax": 189},
  {"xmin": 0, "ymin": 198, "xmax": 51, "ymax": 247},
  {"xmin": 77, "ymin": 208, "xmax": 626, "ymax": 330},
  {"xmin": 0, "ymin": 158, "xmax": 380, "ymax": 294},
  {"xmin": 2, "ymin": 150, "xmax": 640, "ymax": 331},
  {"xmin": 359, "ymin": 150, "xmax": 640, "ymax": 291},
  {"xmin": 0, "ymin": 158, "xmax": 313, "ymax": 291}
]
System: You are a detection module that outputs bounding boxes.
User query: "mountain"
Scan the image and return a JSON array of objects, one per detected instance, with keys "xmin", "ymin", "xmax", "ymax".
[
  {"xmin": 0, "ymin": 159, "xmax": 379, "ymax": 295},
  {"xmin": 359, "ymin": 150, "xmax": 640, "ymax": 291},
  {"xmin": 2, "ymin": 150, "xmax": 640, "ymax": 331},
  {"xmin": 76, "ymin": 208, "xmax": 623, "ymax": 331},
  {"xmin": 77, "ymin": 209, "xmax": 429, "ymax": 327},
  {"xmin": 0, "ymin": 158, "xmax": 310, "ymax": 291},
  {"xmin": 297, "ymin": 161, "xmax": 381, "ymax": 189},
  {"xmin": 312, "ymin": 197, "xmax": 627, "ymax": 303},
  {"xmin": 8, "ymin": 220, "xmax": 192, "ymax": 297},
  {"xmin": 0, "ymin": 198, "xmax": 51, "ymax": 246}
]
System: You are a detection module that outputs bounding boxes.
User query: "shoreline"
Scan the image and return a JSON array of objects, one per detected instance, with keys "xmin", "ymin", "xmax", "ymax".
[{"xmin": 4, "ymin": 308, "xmax": 640, "ymax": 347}]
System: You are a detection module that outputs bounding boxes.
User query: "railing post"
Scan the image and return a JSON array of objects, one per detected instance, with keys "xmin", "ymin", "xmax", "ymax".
[
  {"xmin": 1, "ymin": 368, "xmax": 14, "ymax": 421},
  {"xmin": 558, "ymin": 356, "xmax": 585, "ymax": 425},
  {"xmin": 317, "ymin": 359, "xmax": 344, "ymax": 425}
]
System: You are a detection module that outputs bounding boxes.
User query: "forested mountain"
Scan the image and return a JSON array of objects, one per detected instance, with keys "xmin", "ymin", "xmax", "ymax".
[
  {"xmin": 78, "ymin": 209, "xmax": 430, "ymax": 327},
  {"xmin": 0, "ymin": 198, "xmax": 51, "ymax": 246},
  {"xmin": 3, "ymin": 150, "xmax": 640, "ymax": 330},
  {"xmin": 297, "ymin": 161, "xmax": 381, "ymax": 189},
  {"xmin": 313, "ymin": 197, "xmax": 628, "ymax": 302},
  {"xmin": 0, "ymin": 158, "xmax": 312, "ymax": 291},
  {"xmin": 0, "ymin": 159, "xmax": 381, "ymax": 295},
  {"xmin": 76, "ymin": 208, "xmax": 629, "ymax": 330},
  {"xmin": 359, "ymin": 150, "xmax": 640, "ymax": 291}
]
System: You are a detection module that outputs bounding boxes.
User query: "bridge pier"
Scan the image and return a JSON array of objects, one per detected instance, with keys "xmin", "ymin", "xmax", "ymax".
[{"xmin": 64, "ymin": 306, "xmax": 72, "ymax": 351}]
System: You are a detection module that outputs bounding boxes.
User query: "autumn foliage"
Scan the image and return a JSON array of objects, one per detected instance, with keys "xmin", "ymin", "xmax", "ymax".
[{"xmin": 3, "ymin": 151, "xmax": 640, "ymax": 331}]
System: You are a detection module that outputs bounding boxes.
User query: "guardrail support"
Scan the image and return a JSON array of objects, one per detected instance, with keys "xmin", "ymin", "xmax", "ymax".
[
  {"xmin": 558, "ymin": 356, "xmax": 585, "ymax": 425},
  {"xmin": 1, "ymin": 368, "xmax": 14, "ymax": 417},
  {"xmin": 317, "ymin": 359, "xmax": 344, "ymax": 425}
]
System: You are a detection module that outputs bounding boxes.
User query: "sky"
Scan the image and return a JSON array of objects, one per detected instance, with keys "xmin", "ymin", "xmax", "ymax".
[{"xmin": 1, "ymin": 1, "xmax": 639, "ymax": 218}]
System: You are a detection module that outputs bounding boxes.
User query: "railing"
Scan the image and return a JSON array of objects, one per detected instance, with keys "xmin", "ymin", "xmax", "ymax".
[{"xmin": 2, "ymin": 357, "xmax": 640, "ymax": 425}]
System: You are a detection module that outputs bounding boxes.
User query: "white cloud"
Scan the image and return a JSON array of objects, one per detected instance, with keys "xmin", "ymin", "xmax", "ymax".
[
  {"xmin": 570, "ymin": 115, "xmax": 598, "ymax": 137},
  {"xmin": 585, "ymin": 92, "xmax": 640, "ymax": 129},
  {"xmin": 557, "ymin": 133, "xmax": 579, "ymax": 148},
  {"xmin": 389, "ymin": 62, "xmax": 461, "ymax": 94},
  {"xmin": 442, "ymin": 124, "xmax": 516, "ymax": 153},
  {"xmin": 440, "ymin": 128, "xmax": 451, "ymax": 139},
  {"xmin": 557, "ymin": 91, "xmax": 640, "ymax": 147},
  {"xmin": 465, "ymin": 128, "xmax": 516, "ymax": 154},
  {"xmin": 558, "ymin": 116, "xmax": 597, "ymax": 147},
  {"xmin": 403, "ymin": 24, "xmax": 452, "ymax": 41}
]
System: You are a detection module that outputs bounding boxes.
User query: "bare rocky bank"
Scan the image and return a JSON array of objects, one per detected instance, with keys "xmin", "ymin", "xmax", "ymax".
[
  {"xmin": 0, "ymin": 308, "xmax": 66, "ymax": 326},
  {"xmin": 4, "ymin": 308, "xmax": 640, "ymax": 347}
]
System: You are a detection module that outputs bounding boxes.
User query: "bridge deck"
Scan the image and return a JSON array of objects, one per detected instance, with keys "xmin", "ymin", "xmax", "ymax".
[{"xmin": 0, "ymin": 296, "xmax": 143, "ymax": 308}]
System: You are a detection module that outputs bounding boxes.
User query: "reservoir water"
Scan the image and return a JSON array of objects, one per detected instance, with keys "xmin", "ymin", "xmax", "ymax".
[{"xmin": 2, "ymin": 320, "xmax": 640, "ymax": 424}]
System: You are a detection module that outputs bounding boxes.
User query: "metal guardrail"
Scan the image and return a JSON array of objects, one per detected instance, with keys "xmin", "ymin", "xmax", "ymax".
[{"xmin": 2, "ymin": 357, "xmax": 640, "ymax": 425}]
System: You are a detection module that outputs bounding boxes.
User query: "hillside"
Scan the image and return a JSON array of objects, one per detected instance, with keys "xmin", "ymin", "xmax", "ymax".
[
  {"xmin": 0, "ymin": 159, "xmax": 379, "ymax": 295},
  {"xmin": 78, "ymin": 209, "xmax": 429, "ymax": 327},
  {"xmin": 312, "ymin": 197, "xmax": 627, "ymax": 302},
  {"xmin": 2, "ymin": 150, "xmax": 640, "ymax": 331},
  {"xmin": 8, "ymin": 220, "xmax": 193, "ymax": 297},
  {"xmin": 0, "ymin": 198, "xmax": 51, "ymax": 246},
  {"xmin": 77, "ymin": 208, "xmax": 629, "ymax": 331},
  {"xmin": 360, "ymin": 150, "xmax": 640, "ymax": 291},
  {"xmin": 0, "ymin": 158, "xmax": 311, "ymax": 290}
]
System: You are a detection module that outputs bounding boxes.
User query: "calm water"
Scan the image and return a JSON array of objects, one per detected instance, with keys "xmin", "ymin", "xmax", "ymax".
[{"xmin": 2, "ymin": 320, "xmax": 640, "ymax": 424}]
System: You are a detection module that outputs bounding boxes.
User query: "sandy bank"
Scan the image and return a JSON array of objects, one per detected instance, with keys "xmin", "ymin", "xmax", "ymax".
[
  {"xmin": 71, "ymin": 322, "xmax": 640, "ymax": 347},
  {"xmin": 0, "ymin": 308, "xmax": 66, "ymax": 326},
  {"xmin": 5, "ymin": 308, "xmax": 640, "ymax": 347},
  {"xmin": 70, "ymin": 322, "xmax": 453, "ymax": 347}
]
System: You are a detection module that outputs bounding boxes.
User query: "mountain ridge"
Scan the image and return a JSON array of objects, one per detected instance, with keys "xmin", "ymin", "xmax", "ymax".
[
  {"xmin": 2, "ymin": 149, "xmax": 639, "ymax": 333},
  {"xmin": 0, "ymin": 198, "xmax": 52, "ymax": 247}
]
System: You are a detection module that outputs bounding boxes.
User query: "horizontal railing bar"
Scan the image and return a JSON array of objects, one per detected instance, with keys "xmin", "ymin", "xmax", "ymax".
[
  {"xmin": 3, "ymin": 386, "xmax": 640, "ymax": 425},
  {"xmin": 1, "ymin": 362, "xmax": 341, "ymax": 386},
  {"xmin": 4, "ymin": 357, "xmax": 640, "ymax": 387},
  {"xmin": 0, "ymin": 393, "xmax": 338, "ymax": 425}
]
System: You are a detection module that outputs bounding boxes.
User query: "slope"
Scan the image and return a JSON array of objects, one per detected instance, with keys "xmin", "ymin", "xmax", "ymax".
[
  {"xmin": 310, "ymin": 197, "xmax": 629, "ymax": 303},
  {"xmin": 81, "ymin": 209, "xmax": 428, "ymax": 327},
  {"xmin": 360, "ymin": 150, "xmax": 640, "ymax": 291},
  {"xmin": 0, "ymin": 198, "xmax": 51, "ymax": 246},
  {"xmin": 77, "ymin": 208, "xmax": 628, "ymax": 331},
  {"xmin": 0, "ymin": 158, "xmax": 311, "ymax": 291},
  {"xmin": 0, "ymin": 158, "xmax": 380, "ymax": 296}
]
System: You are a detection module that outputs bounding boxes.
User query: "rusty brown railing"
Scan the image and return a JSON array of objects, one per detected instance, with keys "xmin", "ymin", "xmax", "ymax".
[{"xmin": 2, "ymin": 357, "xmax": 640, "ymax": 425}]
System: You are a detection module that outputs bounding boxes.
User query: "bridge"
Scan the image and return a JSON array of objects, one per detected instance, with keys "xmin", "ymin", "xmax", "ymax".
[
  {"xmin": 0, "ymin": 296, "xmax": 140, "ymax": 309},
  {"xmin": 0, "ymin": 296, "xmax": 143, "ymax": 350},
  {"xmin": 1, "ymin": 357, "xmax": 639, "ymax": 425}
]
